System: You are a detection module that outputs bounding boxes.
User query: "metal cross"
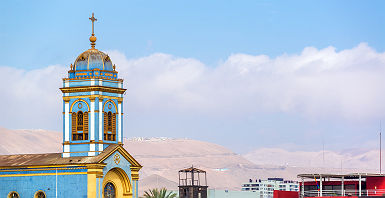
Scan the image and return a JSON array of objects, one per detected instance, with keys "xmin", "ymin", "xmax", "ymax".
[{"xmin": 89, "ymin": 13, "xmax": 97, "ymax": 35}]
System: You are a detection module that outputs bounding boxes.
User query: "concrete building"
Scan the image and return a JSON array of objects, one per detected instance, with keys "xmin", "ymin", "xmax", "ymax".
[
  {"xmin": 242, "ymin": 178, "xmax": 299, "ymax": 198},
  {"xmin": 298, "ymin": 173, "xmax": 385, "ymax": 197}
]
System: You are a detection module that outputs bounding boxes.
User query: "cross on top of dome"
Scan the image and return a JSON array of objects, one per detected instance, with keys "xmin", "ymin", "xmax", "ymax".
[
  {"xmin": 66, "ymin": 13, "xmax": 119, "ymax": 80},
  {"xmin": 89, "ymin": 13, "xmax": 97, "ymax": 49}
]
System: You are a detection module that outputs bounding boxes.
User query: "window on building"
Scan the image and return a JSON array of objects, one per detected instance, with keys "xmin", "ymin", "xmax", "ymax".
[
  {"xmin": 71, "ymin": 110, "xmax": 89, "ymax": 141},
  {"xmin": 104, "ymin": 110, "xmax": 116, "ymax": 141},
  {"xmin": 35, "ymin": 191, "xmax": 46, "ymax": 198},
  {"xmin": 104, "ymin": 182, "xmax": 116, "ymax": 198},
  {"xmin": 8, "ymin": 192, "xmax": 19, "ymax": 198}
]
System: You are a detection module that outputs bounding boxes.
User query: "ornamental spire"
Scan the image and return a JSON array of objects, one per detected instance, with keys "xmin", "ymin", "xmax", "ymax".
[{"xmin": 89, "ymin": 13, "xmax": 97, "ymax": 49}]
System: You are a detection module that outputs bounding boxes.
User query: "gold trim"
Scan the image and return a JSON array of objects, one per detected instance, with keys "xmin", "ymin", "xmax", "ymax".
[
  {"xmin": 63, "ymin": 141, "xmax": 117, "ymax": 145},
  {"xmin": 68, "ymin": 69, "xmax": 118, "ymax": 74},
  {"xmin": 69, "ymin": 98, "xmax": 90, "ymax": 112},
  {"xmin": 0, "ymin": 167, "xmax": 86, "ymax": 172},
  {"xmin": 103, "ymin": 168, "xmax": 133, "ymax": 197},
  {"xmin": 7, "ymin": 191, "xmax": 19, "ymax": 198},
  {"xmin": 60, "ymin": 86, "xmax": 126, "ymax": 94},
  {"xmin": 34, "ymin": 190, "xmax": 47, "ymax": 198},
  {"xmin": 62, "ymin": 151, "xmax": 102, "ymax": 153},
  {"xmin": 63, "ymin": 76, "xmax": 123, "ymax": 82},
  {"xmin": 98, "ymin": 145, "xmax": 142, "ymax": 168},
  {"xmin": 103, "ymin": 99, "xmax": 118, "ymax": 112},
  {"xmin": 0, "ymin": 172, "xmax": 87, "ymax": 177},
  {"xmin": 130, "ymin": 166, "xmax": 141, "ymax": 180},
  {"xmin": 63, "ymin": 95, "xmax": 122, "ymax": 101},
  {"xmin": 0, "ymin": 163, "xmax": 102, "ymax": 170},
  {"xmin": 76, "ymin": 73, "xmax": 88, "ymax": 76}
]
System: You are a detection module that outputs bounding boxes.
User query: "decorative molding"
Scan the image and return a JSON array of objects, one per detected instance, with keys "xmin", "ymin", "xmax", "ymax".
[
  {"xmin": 69, "ymin": 98, "xmax": 90, "ymax": 112},
  {"xmin": 0, "ymin": 164, "xmax": 96, "ymax": 170},
  {"xmin": 62, "ymin": 151, "xmax": 101, "ymax": 153},
  {"xmin": 0, "ymin": 172, "xmax": 87, "ymax": 177},
  {"xmin": 89, "ymin": 96, "xmax": 96, "ymax": 101},
  {"xmin": 63, "ymin": 95, "xmax": 122, "ymax": 101},
  {"xmin": 130, "ymin": 167, "xmax": 141, "ymax": 180},
  {"xmin": 60, "ymin": 86, "xmax": 126, "ymax": 94},
  {"xmin": 0, "ymin": 167, "xmax": 86, "ymax": 172},
  {"xmin": 62, "ymin": 76, "xmax": 124, "ymax": 82},
  {"xmin": 97, "ymin": 146, "xmax": 142, "ymax": 168},
  {"xmin": 68, "ymin": 69, "xmax": 118, "ymax": 74},
  {"xmin": 62, "ymin": 141, "xmax": 116, "ymax": 145},
  {"xmin": 103, "ymin": 99, "xmax": 118, "ymax": 112}
]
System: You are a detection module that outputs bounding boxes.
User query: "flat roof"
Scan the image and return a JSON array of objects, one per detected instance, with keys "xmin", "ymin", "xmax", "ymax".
[{"xmin": 298, "ymin": 173, "xmax": 385, "ymax": 180}]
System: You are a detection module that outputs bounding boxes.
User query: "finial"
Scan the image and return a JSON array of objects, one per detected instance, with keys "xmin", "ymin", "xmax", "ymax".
[
  {"xmin": 89, "ymin": 13, "xmax": 97, "ymax": 49},
  {"xmin": 70, "ymin": 63, "xmax": 73, "ymax": 70},
  {"xmin": 113, "ymin": 64, "xmax": 116, "ymax": 71}
]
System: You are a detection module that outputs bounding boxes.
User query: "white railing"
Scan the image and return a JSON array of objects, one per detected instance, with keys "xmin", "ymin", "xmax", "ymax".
[{"xmin": 302, "ymin": 189, "xmax": 385, "ymax": 197}]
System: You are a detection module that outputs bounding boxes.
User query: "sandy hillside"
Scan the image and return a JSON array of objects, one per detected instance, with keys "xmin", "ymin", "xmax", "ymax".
[{"xmin": 0, "ymin": 127, "xmax": 379, "ymax": 195}]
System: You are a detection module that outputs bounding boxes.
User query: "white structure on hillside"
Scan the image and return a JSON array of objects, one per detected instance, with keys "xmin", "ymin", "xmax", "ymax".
[{"xmin": 241, "ymin": 178, "xmax": 299, "ymax": 198}]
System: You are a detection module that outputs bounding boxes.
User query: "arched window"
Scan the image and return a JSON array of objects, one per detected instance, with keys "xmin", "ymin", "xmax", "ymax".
[
  {"xmin": 104, "ymin": 110, "xmax": 116, "ymax": 141},
  {"xmin": 8, "ymin": 192, "xmax": 19, "ymax": 198},
  {"xmin": 107, "ymin": 112, "xmax": 112, "ymax": 131},
  {"xmin": 34, "ymin": 191, "xmax": 46, "ymax": 198},
  {"xmin": 104, "ymin": 182, "xmax": 116, "ymax": 198},
  {"xmin": 77, "ymin": 111, "xmax": 83, "ymax": 130},
  {"xmin": 71, "ymin": 109, "xmax": 89, "ymax": 141}
]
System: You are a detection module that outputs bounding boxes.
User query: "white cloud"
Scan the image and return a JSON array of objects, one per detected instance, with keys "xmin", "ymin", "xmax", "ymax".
[
  {"xmin": 1, "ymin": 43, "xmax": 385, "ymax": 132},
  {"xmin": 109, "ymin": 43, "xmax": 385, "ymax": 120},
  {"xmin": 0, "ymin": 65, "xmax": 65, "ymax": 130}
]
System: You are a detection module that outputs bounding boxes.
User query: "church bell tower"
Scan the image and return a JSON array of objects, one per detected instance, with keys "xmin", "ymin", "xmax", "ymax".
[{"xmin": 60, "ymin": 13, "xmax": 125, "ymax": 157}]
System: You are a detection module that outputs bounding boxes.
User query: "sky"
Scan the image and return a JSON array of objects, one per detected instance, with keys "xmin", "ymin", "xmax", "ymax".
[{"xmin": 1, "ymin": 0, "xmax": 385, "ymax": 153}]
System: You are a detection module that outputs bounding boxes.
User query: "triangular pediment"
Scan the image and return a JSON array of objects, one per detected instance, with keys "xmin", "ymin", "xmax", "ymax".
[{"xmin": 97, "ymin": 144, "xmax": 142, "ymax": 168}]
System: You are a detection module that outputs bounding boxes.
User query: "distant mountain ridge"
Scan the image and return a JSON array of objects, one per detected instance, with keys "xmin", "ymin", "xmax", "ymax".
[{"xmin": 0, "ymin": 127, "xmax": 379, "ymax": 195}]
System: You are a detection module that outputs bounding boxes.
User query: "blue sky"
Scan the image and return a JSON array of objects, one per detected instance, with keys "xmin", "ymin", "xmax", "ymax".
[
  {"xmin": 1, "ymin": 0, "xmax": 385, "ymax": 153},
  {"xmin": 2, "ymin": 0, "xmax": 385, "ymax": 68}
]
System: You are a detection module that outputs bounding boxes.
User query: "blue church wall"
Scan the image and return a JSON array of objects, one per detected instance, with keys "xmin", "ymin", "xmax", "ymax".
[
  {"xmin": 69, "ymin": 80, "xmax": 92, "ymax": 87},
  {"xmin": 102, "ymin": 81, "xmax": 120, "ymax": 88},
  {"xmin": 101, "ymin": 92, "xmax": 122, "ymax": 97},
  {"xmin": 68, "ymin": 92, "xmax": 94, "ymax": 97},
  {"xmin": 0, "ymin": 168, "xmax": 87, "ymax": 198},
  {"xmin": 101, "ymin": 151, "xmax": 133, "ymax": 185},
  {"xmin": 71, "ymin": 100, "xmax": 90, "ymax": 113},
  {"xmin": 69, "ymin": 144, "xmax": 90, "ymax": 152},
  {"xmin": 103, "ymin": 100, "xmax": 117, "ymax": 113},
  {"xmin": 65, "ymin": 79, "xmax": 121, "ymax": 88}
]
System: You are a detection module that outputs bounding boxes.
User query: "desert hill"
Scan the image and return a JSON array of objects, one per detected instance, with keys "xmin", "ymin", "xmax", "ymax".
[{"xmin": 0, "ymin": 127, "xmax": 379, "ymax": 194}]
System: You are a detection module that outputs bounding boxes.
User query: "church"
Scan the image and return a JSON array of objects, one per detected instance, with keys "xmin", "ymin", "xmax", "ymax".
[{"xmin": 0, "ymin": 14, "xmax": 142, "ymax": 198}]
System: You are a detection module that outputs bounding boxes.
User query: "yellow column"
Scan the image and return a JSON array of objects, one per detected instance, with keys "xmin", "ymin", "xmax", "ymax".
[
  {"xmin": 88, "ymin": 165, "xmax": 105, "ymax": 198},
  {"xmin": 88, "ymin": 173, "xmax": 97, "ymax": 198},
  {"xmin": 130, "ymin": 167, "xmax": 140, "ymax": 198}
]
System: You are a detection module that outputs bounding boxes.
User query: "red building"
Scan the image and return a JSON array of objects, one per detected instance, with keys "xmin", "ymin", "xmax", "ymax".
[{"xmin": 297, "ymin": 173, "xmax": 385, "ymax": 197}]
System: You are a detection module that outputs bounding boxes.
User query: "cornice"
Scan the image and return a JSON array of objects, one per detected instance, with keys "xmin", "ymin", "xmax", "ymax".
[
  {"xmin": 68, "ymin": 69, "xmax": 118, "ymax": 74},
  {"xmin": 62, "ymin": 76, "xmax": 124, "ymax": 82},
  {"xmin": 62, "ymin": 95, "xmax": 122, "ymax": 101},
  {"xmin": 60, "ymin": 86, "xmax": 126, "ymax": 94}
]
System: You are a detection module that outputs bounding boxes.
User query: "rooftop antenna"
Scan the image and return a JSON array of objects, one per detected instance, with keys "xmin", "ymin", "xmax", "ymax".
[
  {"xmin": 380, "ymin": 120, "xmax": 382, "ymax": 174},
  {"xmin": 322, "ymin": 138, "xmax": 325, "ymax": 168}
]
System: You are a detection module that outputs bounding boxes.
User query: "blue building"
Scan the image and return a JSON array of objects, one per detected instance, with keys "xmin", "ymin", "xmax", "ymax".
[{"xmin": 0, "ymin": 13, "xmax": 142, "ymax": 198}]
